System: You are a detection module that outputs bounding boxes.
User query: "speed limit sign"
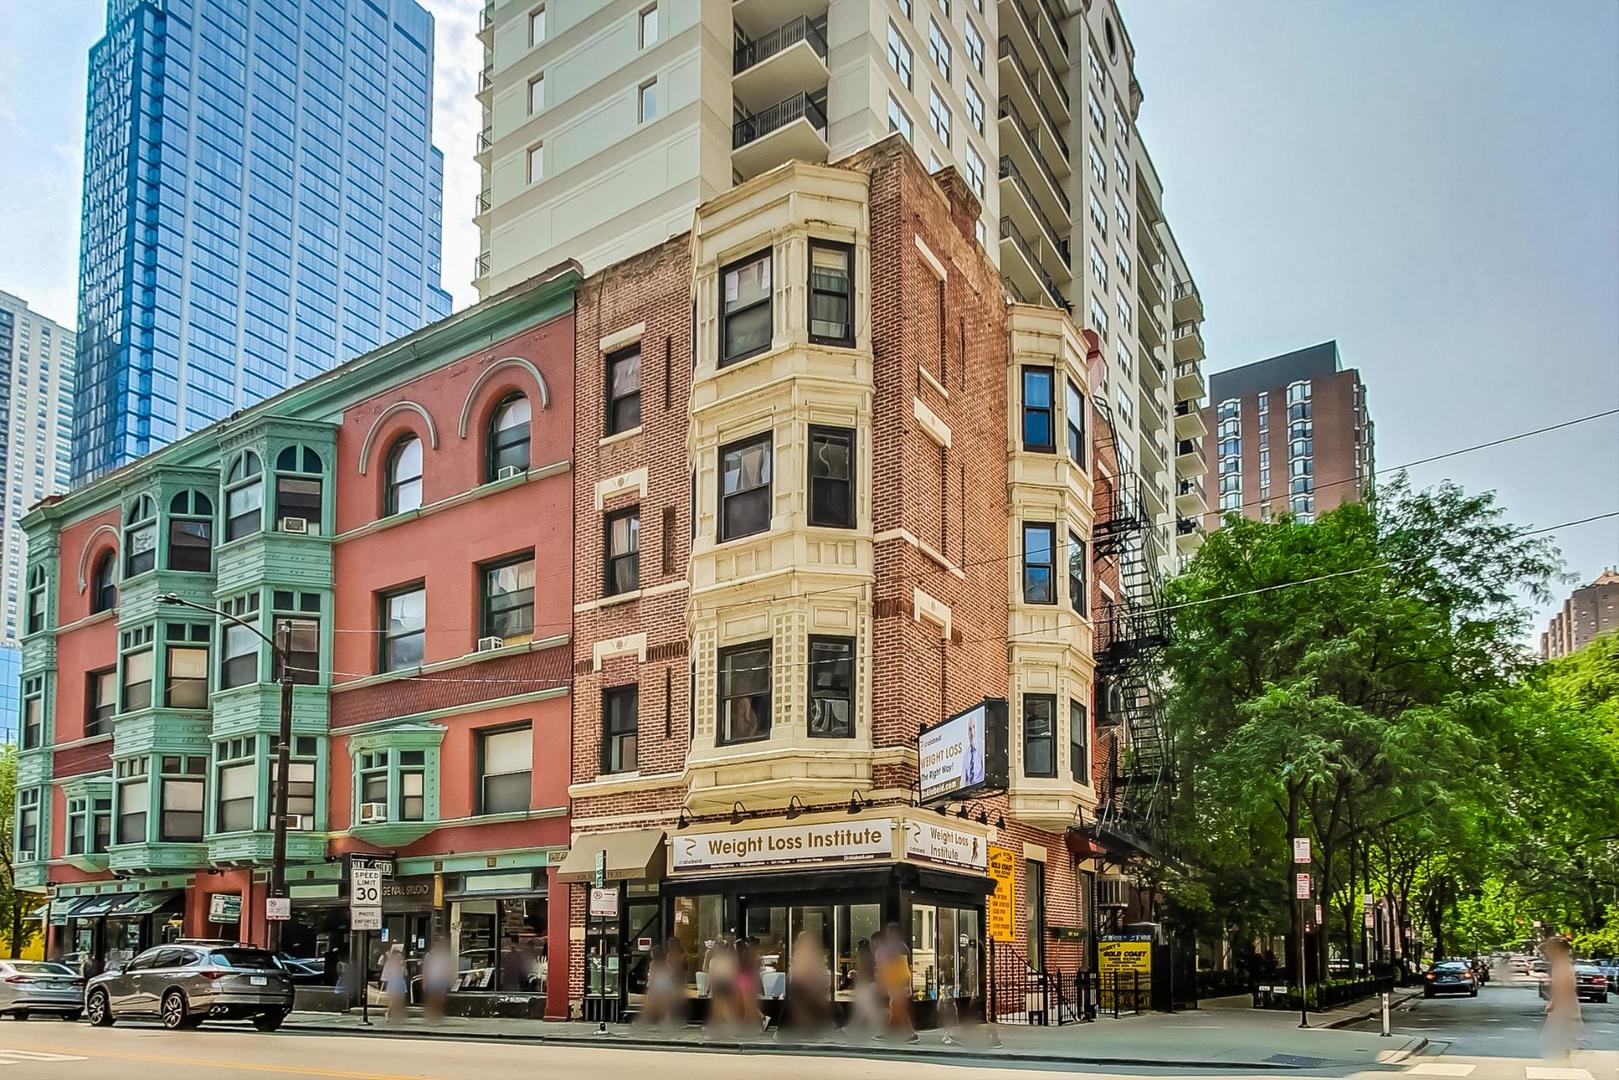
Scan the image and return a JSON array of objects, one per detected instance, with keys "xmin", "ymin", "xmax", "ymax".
[{"xmin": 351, "ymin": 868, "xmax": 383, "ymax": 905}]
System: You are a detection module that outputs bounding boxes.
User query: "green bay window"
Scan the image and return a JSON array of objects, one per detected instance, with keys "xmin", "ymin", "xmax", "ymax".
[
  {"xmin": 24, "ymin": 565, "xmax": 47, "ymax": 635},
  {"xmin": 159, "ymin": 755, "xmax": 206, "ymax": 842},
  {"xmin": 163, "ymin": 623, "xmax": 211, "ymax": 708},
  {"xmin": 224, "ymin": 451, "xmax": 264, "ymax": 541},
  {"xmin": 356, "ymin": 747, "xmax": 428, "ymax": 824},
  {"xmin": 166, "ymin": 490, "xmax": 214, "ymax": 572},
  {"xmin": 215, "ymin": 736, "xmax": 258, "ymax": 833},
  {"xmin": 121, "ymin": 626, "xmax": 156, "ymax": 713},
  {"xmin": 21, "ymin": 676, "xmax": 44, "ymax": 750},
  {"xmin": 274, "ymin": 445, "xmax": 325, "ymax": 534},
  {"xmin": 16, "ymin": 789, "xmax": 40, "ymax": 859},
  {"xmin": 219, "ymin": 593, "xmax": 262, "ymax": 689}
]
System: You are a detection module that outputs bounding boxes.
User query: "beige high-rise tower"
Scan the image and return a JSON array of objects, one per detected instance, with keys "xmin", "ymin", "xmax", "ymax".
[{"xmin": 475, "ymin": 0, "xmax": 1207, "ymax": 563}]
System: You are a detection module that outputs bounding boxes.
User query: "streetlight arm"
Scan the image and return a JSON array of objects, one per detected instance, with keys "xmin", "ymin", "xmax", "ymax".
[{"xmin": 158, "ymin": 592, "xmax": 283, "ymax": 658}]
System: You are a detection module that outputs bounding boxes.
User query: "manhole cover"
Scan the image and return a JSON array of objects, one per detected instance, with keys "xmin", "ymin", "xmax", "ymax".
[{"xmin": 1265, "ymin": 1054, "xmax": 1328, "ymax": 1067}]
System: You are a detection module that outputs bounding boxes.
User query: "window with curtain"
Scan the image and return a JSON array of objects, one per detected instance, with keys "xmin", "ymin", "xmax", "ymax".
[
  {"xmin": 1023, "ymin": 694, "xmax": 1056, "ymax": 777},
  {"xmin": 718, "ymin": 640, "xmax": 772, "ymax": 744},
  {"xmin": 808, "ymin": 426, "xmax": 854, "ymax": 528},
  {"xmin": 167, "ymin": 491, "xmax": 214, "ymax": 572},
  {"xmin": 604, "ymin": 508, "xmax": 640, "ymax": 595},
  {"xmin": 274, "ymin": 445, "xmax": 325, "ymax": 532},
  {"xmin": 808, "ymin": 241, "xmax": 854, "ymax": 346},
  {"xmin": 720, "ymin": 251, "xmax": 772, "ymax": 365},
  {"xmin": 271, "ymin": 590, "xmax": 322, "ymax": 684},
  {"xmin": 163, "ymin": 623, "xmax": 211, "ymax": 708},
  {"xmin": 159, "ymin": 755, "xmax": 206, "ymax": 842},
  {"xmin": 220, "ymin": 593, "xmax": 262, "ymax": 689},
  {"xmin": 478, "ymin": 726, "xmax": 533, "ymax": 814},
  {"xmin": 122, "ymin": 647, "xmax": 154, "ymax": 712},
  {"xmin": 719, "ymin": 433, "xmax": 772, "ymax": 541},
  {"xmin": 487, "ymin": 394, "xmax": 532, "ymax": 479},
  {"xmin": 117, "ymin": 757, "xmax": 149, "ymax": 845},
  {"xmin": 808, "ymin": 636, "xmax": 854, "ymax": 738},
  {"xmin": 91, "ymin": 551, "xmax": 118, "ymax": 613},
  {"xmin": 606, "ymin": 346, "xmax": 641, "ymax": 434},
  {"xmin": 215, "ymin": 738, "xmax": 257, "ymax": 833},
  {"xmin": 481, "ymin": 556, "xmax": 535, "ymax": 644},
  {"xmin": 86, "ymin": 668, "xmax": 116, "ymax": 737},
  {"xmin": 21, "ymin": 677, "xmax": 43, "ymax": 749},
  {"xmin": 124, "ymin": 496, "xmax": 157, "ymax": 577}
]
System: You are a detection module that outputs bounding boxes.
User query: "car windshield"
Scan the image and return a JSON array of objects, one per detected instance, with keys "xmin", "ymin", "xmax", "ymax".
[
  {"xmin": 209, "ymin": 948, "xmax": 281, "ymax": 970},
  {"xmin": 6, "ymin": 961, "xmax": 75, "ymax": 975},
  {"xmin": 1436, "ymin": 962, "xmax": 1469, "ymax": 971}
]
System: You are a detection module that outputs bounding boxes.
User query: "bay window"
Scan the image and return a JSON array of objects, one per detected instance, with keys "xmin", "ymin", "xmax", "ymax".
[
  {"xmin": 720, "ymin": 251, "xmax": 772, "ymax": 365},
  {"xmin": 719, "ymin": 433, "xmax": 772, "ymax": 541},
  {"xmin": 718, "ymin": 640, "xmax": 772, "ymax": 744},
  {"xmin": 1023, "ymin": 694, "xmax": 1056, "ymax": 777}
]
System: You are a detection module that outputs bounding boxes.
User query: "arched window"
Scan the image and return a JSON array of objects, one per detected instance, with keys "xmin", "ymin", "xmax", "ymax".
[
  {"xmin": 224, "ymin": 450, "xmax": 264, "ymax": 542},
  {"xmin": 124, "ymin": 495, "xmax": 158, "ymax": 578},
  {"xmin": 486, "ymin": 394, "xmax": 531, "ymax": 482},
  {"xmin": 274, "ymin": 445, "xmax": 324, "ymax": 534},
  {"xmin": 25, "ymin": 565, "xmax": 47, "ymax": 635},
  {"xmin": 91, "ymin": 550, "xmax": 118, "ymax": 614},
  {"xmin": 385, "ymin": 435, "xmax": 424, "ymax": 515},
  {"xmin": 167, "ymin": 490, "xmax": 214, "ymax": 572}
]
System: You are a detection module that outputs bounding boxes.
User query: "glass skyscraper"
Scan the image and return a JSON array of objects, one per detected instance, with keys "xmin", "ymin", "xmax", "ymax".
[{"xmin": 72, "ymin": 0, "xmax": 453, "ymax": 483}]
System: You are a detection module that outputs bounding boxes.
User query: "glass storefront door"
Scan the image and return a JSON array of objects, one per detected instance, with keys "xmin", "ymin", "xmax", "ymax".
[{"xmin": 909, "ymin": 902, "xmax": 982, "ymax": 1002}]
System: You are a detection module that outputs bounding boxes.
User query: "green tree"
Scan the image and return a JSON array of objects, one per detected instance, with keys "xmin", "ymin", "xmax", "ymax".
[{"xmin": 0, "ymin": 744, "xmax": 36, "ymax": 959}]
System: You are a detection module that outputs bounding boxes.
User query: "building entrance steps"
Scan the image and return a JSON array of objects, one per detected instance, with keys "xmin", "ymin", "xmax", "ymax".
[{"xmin": 285, "ymin": 993, "xmax": 1428, "ymax": 1069}]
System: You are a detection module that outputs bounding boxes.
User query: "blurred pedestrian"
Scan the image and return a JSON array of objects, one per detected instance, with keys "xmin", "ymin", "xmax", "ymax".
[
  {"xmin": 848, "ymin": 938, "xmax": 883, "ymax": 1034},
  {"xmin": 1540, "ymin": 937, "xmax": 1582, "ymax": 1061},
  {"xmin": 704, "ymin": 938, "xmax": 738, "ymax": 1031},
  {"xmin": 381, "ymin": 944, "xmax": 409, "ymax": 1023},
  {"xmin": 876, "ymin": 924, "xmax": 917, "ymax": 1043},
  {"xmin": 786, "ymin": 931, "xmax": 832, "ymax": 1035},
  {"xmin": 737, "ymin": 937, "xmax": 767, "ymax": 1032},
  {"xmin": 422, "ymin": 941, "xmax": 453, "ymax": 1022}
]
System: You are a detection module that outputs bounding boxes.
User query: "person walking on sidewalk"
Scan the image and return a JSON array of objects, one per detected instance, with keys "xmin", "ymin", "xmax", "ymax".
[
  {"xmin": 848, "ymin": 939, "xmax": 883, "ymax": 1035},
  {"xmin": 422, "ymin": 942, "xmax": 453, "ymax": 1022},
  {"xmin": 876, "ymin": 924, "xmax": 918, "ymax": 1043},
  {"xmin": 1540, "ymin": 936, "xmax": 1583, "ymax": 1061},
  {"xmin": 381, "ymin": 945, "xmax": 409, "ymax": 1023},
  {"xmin": 785, "ymin": 931, "xmax": 832, "ymax": 1035}
]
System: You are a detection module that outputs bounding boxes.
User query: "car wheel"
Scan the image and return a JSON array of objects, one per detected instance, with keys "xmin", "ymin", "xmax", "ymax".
[
  {"xmin": 160, "ymin": 990, "xmax": 189, "ymax": 1031},
  {"xmin": 1469, "ymin": 988, "xmax": 1478, "ymax": 997},
  {"xmin": 86, "ymin": 990, "xmax": 115, "ymax": 1027},
  {"xmin": 252, "ymin": 1010, "xmax": 287, "ymax": 1032}
]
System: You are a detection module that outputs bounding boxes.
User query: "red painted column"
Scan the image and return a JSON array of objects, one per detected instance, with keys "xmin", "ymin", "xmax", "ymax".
[{"xmin": 545, "ymin": 867, "xmax": 570, "ymax": 1019}]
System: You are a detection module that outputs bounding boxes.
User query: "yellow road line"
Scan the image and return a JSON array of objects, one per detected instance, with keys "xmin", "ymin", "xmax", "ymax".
[{"xmin": 14, "ymin": 1041, "xmax": 439, "ymax": 1080}]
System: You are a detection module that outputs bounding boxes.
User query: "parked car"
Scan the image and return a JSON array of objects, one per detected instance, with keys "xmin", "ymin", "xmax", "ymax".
[
  {"xmin": 0, "ymin": 960, "xmax": 84, "ymax": 1020},
  {"xmin": 274, "ymin": 956, "xmax": 326, "ymax": 987},
  {"xmin": 1510, "ymin": 955, "xmax": 1532, "ymax": 974},
  {"xmin": 85, "ymin": 940, "xmax": 293, "ymax": 1031},
  {"xmin": 1424, "ymin": 960, "xmax": 1478, "ymax": 998},
  {"xmin": 1537, "ymin": 964, "xmax": 1609, "ymax": 1005}
]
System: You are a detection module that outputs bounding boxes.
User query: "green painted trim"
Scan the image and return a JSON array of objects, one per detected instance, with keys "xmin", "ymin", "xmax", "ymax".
[
  {"xmin": 54, "ymin": 875, "xmax": 194, "ymax": 899},
  {"xmin": 23, "ymin": 268, "xmax": 580, "ymax": 527},
  {"xmin": 398, "ymin": 846, "xmax": 567, "ymax": 877},
  {"xmin": 288, "ymin": 883, "xmax": 341, "ymax": 900}
]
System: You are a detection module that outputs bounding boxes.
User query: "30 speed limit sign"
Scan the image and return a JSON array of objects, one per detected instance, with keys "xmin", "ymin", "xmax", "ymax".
[{"xmin": 351, "ymin": 868, "xmax": 383, "ymax": 905}]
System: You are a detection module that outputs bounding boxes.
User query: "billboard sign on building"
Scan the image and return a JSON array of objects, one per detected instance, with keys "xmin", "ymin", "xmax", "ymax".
[{"xmin": 918, "ymin": 699, "xmax": 1009, "ymax": 804}]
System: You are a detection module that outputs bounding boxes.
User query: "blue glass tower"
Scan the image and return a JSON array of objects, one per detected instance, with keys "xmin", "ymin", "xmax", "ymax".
[{"xmin": 72, "ymin": 0, "xmax": 453, "ymax": 483}]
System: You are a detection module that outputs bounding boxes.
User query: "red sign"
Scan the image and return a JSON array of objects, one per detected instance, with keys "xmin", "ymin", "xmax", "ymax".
[{"xmin": 1295, "ymin": 873, "xmax": 1311, "ymax": 899}]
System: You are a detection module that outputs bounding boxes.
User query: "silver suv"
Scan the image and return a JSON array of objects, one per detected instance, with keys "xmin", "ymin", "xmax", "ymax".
[{"xmin": 85, "ymin": 940, "xmax": 293, "ymax": 1031}]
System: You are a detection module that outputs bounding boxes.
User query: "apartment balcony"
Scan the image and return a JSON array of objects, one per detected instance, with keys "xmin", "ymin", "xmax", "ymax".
[
  {"xmin": 1141, "ymin": 346, "xmax": 1168, "ymax": 392},
  {"xmin": 1175, "ymin": 478, "xmax": 1205, "ymax": 519},
  {"xmin": 477, "ymin": 65, "xmax": 493, "ymax": 100},
  {"xmin": 1175, "ymin": 437, "xmax": 1207, "ymax": 477},
  {"xmin": 733, "ymin": 14, "xmax": 828, "ymax": 108},
  {"xmin": 478, "ymin": 0, "xmax": 493, "ymax": 37},
  {"xmin": 999, "ymin": 156, "xmax": 1070, "ymax": 273},
  {"xmin": 474, "ymin": 187, "xmax": 491, "ymax": 221},
  {"xmin": 732, "ymin": 91, "xmax": 828, "ymax": 179},
  {"xmin": 1173, "ymin": 360, "xmax": 1205, "ymax": 404},
  {"xmin": 996, "ymin": 36, "xmax": 1071, "ymax": 174},
  {"xmin": 1139, "ymin": 429, "xmax": 1169, "ymax": 483},
  {"xmin": 1001, "ymin": 0, "xmax": 1071, "ymax": 120},
  {"xmin": 1172, "ymin": 320, "xmax": 1205, "ymax": 362},
  {"xmin": 998, "ymin": 97, "xmax": 1069, "ymax": 225},
  {"xmin": 1000, "ymin": 217, "xmax": 1070, "ymax": 312},
  {"xmin": 1137, "ymin": 299, "xmax": 1165, "ymax": 349},
  {"xmin": 1136, "ymin": 248, "xmax": 1166, "ymax": 309},
  {"xmin": 1136, "ymin": 170, "xmax": 1164, "ymax": 229},
  {"xmin": 474, "ymin": 250, "xmax": 490, "ymax": 284},
  {"xmin": 1176, "ymin": 516, "xmax": 1206, "ymax": 556},
  {"xmin": 1173, "ymin": 400, "xmax": 1206, "ymax": 440},
  {"xmin": 475, "ymin": 125, "xmax": 493, "ymax": 158},
  {"xmin": 1139, "ymin": 392, "xmax": 1167, "ymax": 436},
  {"xmin": 1173, "ymin": 279, "xmax": 1204, "ymax": 323}
]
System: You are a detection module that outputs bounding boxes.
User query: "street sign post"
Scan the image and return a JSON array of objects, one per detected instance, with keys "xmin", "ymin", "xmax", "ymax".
[
  {"xmin": 1290, "ymin": 842, "xmax": 1311, "ymax": 1030},
  {"xmin": 1292, "ymin": 837, "xmax": 1311, "ymax": 863},
  {"xmin": 266, "ymin": 896, "xmax": 290, "ymax": 921},
  {"xmin": 1295, "ymin": 873, "xmax": 1311, "ymax": 899},
  {"xmin": 349, "ymin": 867, "xmax": 384, "ymax": 1026}
]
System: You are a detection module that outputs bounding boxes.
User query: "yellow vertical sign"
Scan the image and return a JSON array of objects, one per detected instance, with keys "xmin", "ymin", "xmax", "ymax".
[{"xmin": 987, "ymin": 846, "xmax": 1016, "ymax": 942}]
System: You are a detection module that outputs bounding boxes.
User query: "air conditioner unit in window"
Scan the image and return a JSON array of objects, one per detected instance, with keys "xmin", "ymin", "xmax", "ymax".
[
  {"xmin": 1096, "ymin": 874, "xmax": 1130, "ymax": 909},
  {"xmin": 16, "ymin": 850, "xmax": 33, "ymax": 864},
  {"xmin": 358, "ymin": 803, "xmax": 387, "ymax": 825},
  {"xmin": 283, "ymin": 813, "xmax": 306, "ymax": 832},
  {"xmin": 496, "ymin": 465, "xmax": 523, "ymax": 481},
  {"xmin": 476, "ymin": 635, "xmax": 504, "ymax": 652},
  {"xmin": 279, "ymin": 516, "xmax": 309, "ymax": 534}
]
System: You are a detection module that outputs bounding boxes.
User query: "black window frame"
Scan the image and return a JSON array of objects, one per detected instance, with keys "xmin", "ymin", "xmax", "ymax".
[
  {"xmin": 718, "ymin": 432, "xmax": 773, "ymax": 542},
  {"xmin": 807, "ymin": 240, "xmax": 855, "ymax": 347},
  {"xmin": 90, "ymin": 551, "xmax": 118, "ymax": 614},
  {"xmin": 603, "ymin": 506, "xmax": 640, "ymax": 596},
  {"xmin": 480, "ymin": 553, "xmax": 536, "ymax": 644},
  {"xmin": 1023, "ymin": 693, "xmax": 1057, "ymax": 778},
  {"xmin": 601, "ymin": 684, "xmax": 639, "ymax": 774},
  {"xmin": 719, "ymin": 249, "xmax": 773, "ymax": 366},
  {"xmin": 1065, "ymin": 378, "xmax": 1086, "ymax": 466},
  {"xmin": 717, "ymin": 639, "xmax": 772, "ymax": 745},
  {"xmin": 378, "ymin": 584, "xmax": 427, "ymax": 672},
  {"xmin": 808, "ymin": 635, "xmax": 855, "ymax": 739},
  {"xmin": 384, "ymin": 434, "xmax": 424, "ymax": 516},
  {"xmin": 486, "ymin": 393, "xmax": 533, "ymax": 481},
  {"xmin": 166, "ymin": 491, "xmax": 214, "ymax": 573},
  {"xmin": 20, "ymin": 677, "xmax": 43, "ymax": 750},
  {"xmin": 1070, "ymin": 698, "xmax": 1089, "ymax": 780},
  {"xmin": 1022, "ymin": 522, "xmax": 1057, "ymax": 605},
  {"xmin": 605, "ymin": 345, "xmax": 642, "ymax": 435},
  {"xmin": 1021, "ymin": 366, "xmax": 1055, "ymax": 452},
  {"xmin": 271, "ymin": 614, "xmax": 321, "ymax": 686},
  {"xmin": 1026, "ymin": 858, "xmax": 1047, "ymax": 966},
  {"xmin": 219, "ymin": 598, "xmax": 262, "ymax": 690},
  {"xmin": 163, "ymin": 624, "xmax": 211, "ymax": 709},
  {"xmin": 807, "ymin": 425, "xmax": 855, "ymax": 529},
  {"xmin": 1068, "ymin": 530, "xmax": 1087, "ymax": 616},
  {"xmin": 475, "ymin": 723, "xmax": 533, "ymax": 815}
]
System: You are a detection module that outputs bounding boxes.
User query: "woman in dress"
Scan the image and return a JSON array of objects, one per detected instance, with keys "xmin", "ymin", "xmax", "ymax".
[
  {"xmin": 1540, "ymin": 936, "xmax": 1582, "ymax": 1061},
  {"xmin": 381, "ymin": 945, "xmax": 409, "ymax": 1023}
]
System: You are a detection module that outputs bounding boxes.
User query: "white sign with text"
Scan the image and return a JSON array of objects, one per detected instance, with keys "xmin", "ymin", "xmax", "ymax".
[
  {"xmin": 919, "ymin": 704, "xmax": 988, "ymax": 802},
  {"xmin": 673, "ymin": 819, "xmax": 894, "ymax": 871},
  {"xmin": 902, "ymin": 820, "xmax": 988, "ymax": 871}
]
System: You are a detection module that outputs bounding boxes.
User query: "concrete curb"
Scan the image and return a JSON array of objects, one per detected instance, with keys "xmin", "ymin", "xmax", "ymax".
[
  {"xmin": 280, "ymin": 1018, "xmax": 1399, "ymax": 1070},
  {"xmin": 1322, "ymin": 989, "xmax": 1426, "ymax": 1030}
]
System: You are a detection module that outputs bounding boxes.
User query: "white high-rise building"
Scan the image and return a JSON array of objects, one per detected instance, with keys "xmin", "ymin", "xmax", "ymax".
[
  {"xmin": 0, "ymin": 292, "xmax": 75, "ymax": 644},
  {"xmin": 475, "ymin": 0, "xmax": 1207, "ymax": 563}
]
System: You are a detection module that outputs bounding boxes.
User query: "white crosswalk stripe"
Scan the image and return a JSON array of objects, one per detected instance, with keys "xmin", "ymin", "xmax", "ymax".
[{"xmin": 1408, "ymin": 1064, "xmax": 1477, "ymax": 1076}]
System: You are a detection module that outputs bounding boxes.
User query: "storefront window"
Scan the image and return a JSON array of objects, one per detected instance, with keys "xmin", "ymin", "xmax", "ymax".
[
  {"xmin": 911, "ymin": 903, "xmax": 983, "ymax": 1001},
  {"xmin": 1025, "ymin": 860, "xmax": 1046, "ymax": 968},
  {"xmin": 449, "ymin": 893, "xmax": 547, "ymax": 994},
  {"xmin": 671, "ymin": 895, "xmax": 724, "ymax": 993}
]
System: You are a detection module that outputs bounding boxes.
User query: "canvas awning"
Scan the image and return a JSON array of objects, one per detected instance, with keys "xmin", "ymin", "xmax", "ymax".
[
  {"xmin": 65, "ymin": 893, "xmax": 123, "ymax": 918},
  {"xmin": 106, "ymin": 889, "xmax": 183, "ymax": 917},
  {"xmin": 554, "ymin": 829, "xmax": 665, "ymax": 883}
]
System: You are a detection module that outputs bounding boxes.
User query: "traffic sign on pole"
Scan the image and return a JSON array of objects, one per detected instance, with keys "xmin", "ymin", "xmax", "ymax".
[
  {"xmin": 351, "ymin": 867, "xmax": 383, "ymax": 931},
  {"xmin": 1292, "ymin": 837, "xmax": 1311, "ymax": 863},
  {"xmin": 1295, "ymin": 873, "xmax": 1312, "ymax": 899},
  {"xmin": 266, "ymin": 896, "xmax": 291, "ymax": 921}
]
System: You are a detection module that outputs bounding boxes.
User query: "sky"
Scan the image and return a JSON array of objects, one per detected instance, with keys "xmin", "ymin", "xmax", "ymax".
[{"xmin": 0, "ymin": 0, "xmax": 1614, "ymax": 635}]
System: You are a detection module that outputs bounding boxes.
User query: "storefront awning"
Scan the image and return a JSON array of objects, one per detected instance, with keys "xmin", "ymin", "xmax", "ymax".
[
  {"xmin": 554, "ymin": 829, "xmax": 666, "ymax": 883},
  {"xmin": 106, "ymin": 889, "xmax": 183, "ymax": 917},
  {"xmin": 65, "ymin": 893, "xmax": 123, "ymax": 918},
  {"xmin": 26, "ymin": 901, "xmax": 49, "ymax": 922}
]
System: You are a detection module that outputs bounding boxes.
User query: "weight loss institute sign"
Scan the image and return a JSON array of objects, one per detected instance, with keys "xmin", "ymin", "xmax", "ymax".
[{"xmin": 673, "ymin": 819, "xmax": 895, "ymax": 871}]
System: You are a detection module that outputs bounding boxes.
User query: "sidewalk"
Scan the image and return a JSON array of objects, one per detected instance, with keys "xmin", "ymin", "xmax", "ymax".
[{"xmin": 283, "ymin": 995, "xmax": 1428, "ymax": 1070}]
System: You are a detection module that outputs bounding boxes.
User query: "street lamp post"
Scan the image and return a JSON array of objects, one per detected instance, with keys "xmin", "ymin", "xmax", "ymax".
[{"xmin": 159, "ymin": 593, "xmax": 294, "ymax": 950}]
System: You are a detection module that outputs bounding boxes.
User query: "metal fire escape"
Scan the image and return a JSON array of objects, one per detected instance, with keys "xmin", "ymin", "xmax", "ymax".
[{"xmin": 1087, "ymin": 398, "xmax": 1173, "ymax": 856}]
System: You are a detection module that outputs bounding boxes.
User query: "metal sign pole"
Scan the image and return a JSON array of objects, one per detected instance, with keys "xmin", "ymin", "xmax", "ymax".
[{"xmin": 359, "ymin": 929, "xmax": 371, "ymax": 1026}]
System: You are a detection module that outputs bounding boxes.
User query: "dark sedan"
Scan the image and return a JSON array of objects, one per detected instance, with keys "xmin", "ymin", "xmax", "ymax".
[
  {"xmin": 1537, "ymin": 964, "xmax": 1610, "ymax": 1004},
  {"xmin": 1424, "ymin": 960, "xmax": 1478, "ymax": 998}
]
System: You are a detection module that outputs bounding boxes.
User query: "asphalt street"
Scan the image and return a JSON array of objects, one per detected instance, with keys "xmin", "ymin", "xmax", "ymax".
[{"xmin": 0, "ymin": 964, "xmax": 1608, "ymax": 1079}]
